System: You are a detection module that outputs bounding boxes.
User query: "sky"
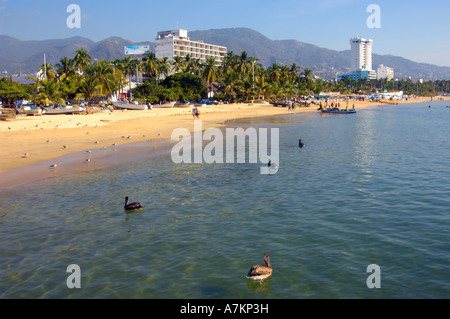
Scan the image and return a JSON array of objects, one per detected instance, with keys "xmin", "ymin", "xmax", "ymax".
[{"xmin": 0, "ymin": 0, "xmax": 449, "ymax": 66}]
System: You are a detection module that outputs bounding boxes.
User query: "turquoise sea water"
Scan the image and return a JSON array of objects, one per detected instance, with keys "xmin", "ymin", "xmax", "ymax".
[{"xmin": 1, "ymin": 101, "xmax": 449, "ymax": 299}]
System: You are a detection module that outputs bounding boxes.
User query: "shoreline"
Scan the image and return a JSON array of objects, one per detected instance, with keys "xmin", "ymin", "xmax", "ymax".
[{"xmin": 0, "ymin": 97, "xmax": 445, "ymax": 190}]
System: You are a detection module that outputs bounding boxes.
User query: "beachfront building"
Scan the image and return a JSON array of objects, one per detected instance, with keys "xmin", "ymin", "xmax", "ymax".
[
  {"xmin": 350, "ymin": 37, "xmax": 373, "ymax": 72},
  {"xmin": 155, "ymin": 29, "xmax": 227, "ymax": 72},
  {"xmin": 339, "ymin": 67, "xmax": 377, "ymax": 82},
  {"xmin": 377, "ymin": 64, "xmax": 394, "ymax": 81},
  {"xmin": 339, "ymin": 37, "xmax": 376, "ymax": 81}
]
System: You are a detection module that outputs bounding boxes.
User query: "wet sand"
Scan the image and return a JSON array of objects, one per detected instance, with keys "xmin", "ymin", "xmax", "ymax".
[{"xmin": 0, "ymin": 97, "xmax": 443, "ymax": 189}]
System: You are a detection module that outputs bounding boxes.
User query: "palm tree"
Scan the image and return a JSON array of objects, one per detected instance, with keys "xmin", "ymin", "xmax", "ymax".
[
  {"xmin": 172, "ymin": 56, "xmax": 184, "ymax": 74},
  {"xmin": 268, "ymin": 63, "xmax": 281, "ymax": 83},
  {"xmin": 79, "ymin": 66, "xmax": 100, "ymax": 100},
  {"xmin": 110, "ymin": 59, "xmax": 128, "ymax": 97},
  {"xmin": 121, "ymin": 56, "xmax": 133, "ymax": 79},
  {"xmin": 289, "ymin": 63, "xmax": 300, "ymax": 80},
  {"xmin": 302, "ymin": 68, "xmax": 314, "ymax": 92},
  {"xmin": 189, "ymin": 58, "xmax": 202, "ymax": 77},
  {"xmin": 73, "ymin": 48, "xmax": 92, "ymax": 74},
  {"xmin": 223, "ymin": 51, "xmax": 237, "ymax": 73},
  {"xmin": 56, "ymin": 57, "xmax": 75, "ymax": 82},
  {"xmin": 128, "ymin": 58, "xmax": 142, "ymax": 83},
  {"xmin": 183, "ymin": 54, "xmax": 192, "ymax": 73},
  {"xmin": 284, "ymin": 78, "xmax": 296, "ymax": 100},
  {"xmin": 39, "ymin": 63, "xmax": 56, "ymax": 80},
  {"xmin": 142, "ymin": 52, "xmax": 158, "ymax": 84},
  {"xmin": 242, "ymin": 75, "xmax": 255, "ymax": 101},
  {"xmin": 36, "ymin": 78, "xmax": 64, "ymax": 105},
  {"xmin": 269, "ymin": 81, "xmax": 284, "ymax": 100},
  {"xmin": 280, "ymin": 64, "xmax": 290, "ymax": 82},
  {"xmin": 202, "ymin": 57, "xmax": 220, "ymax": 97},
  {"xmin": 94, "ymin": 60, "xmax": 115, "ymax": 96},
  {"xmin": 236, "ymin": 51, "xmax": 251, "ymax": 78},
  {"xmin": 223, "ymin": 70, "xmax": 242, "ymax": 101},
  {"xmin": 157, "ymin": 57, "xmax": 171, "ymax": 82},
  {"xmin": 255, "ymin": 75, "xmax": 269, "ymax": 100}
]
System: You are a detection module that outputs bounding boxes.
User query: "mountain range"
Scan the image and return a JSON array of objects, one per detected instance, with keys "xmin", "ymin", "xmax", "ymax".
[{"xmin": 1, "ymin": 27, "xmax": 449, "ymax": 81}]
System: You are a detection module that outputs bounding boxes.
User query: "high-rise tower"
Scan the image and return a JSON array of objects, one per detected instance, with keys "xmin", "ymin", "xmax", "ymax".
[{"xmin": 350, "ymin": 37, "xmax": 373, "ymax": 71}]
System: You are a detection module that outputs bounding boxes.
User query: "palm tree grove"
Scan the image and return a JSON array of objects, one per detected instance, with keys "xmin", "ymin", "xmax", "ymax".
[{"xmin": 1, "ymin": 49, "xmax": 449, "ymax": 107}]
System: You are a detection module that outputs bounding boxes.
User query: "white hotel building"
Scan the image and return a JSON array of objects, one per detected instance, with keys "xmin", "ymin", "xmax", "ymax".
[
  {"xmin": 350, "ymin": 36, "xmax": 373, "ymax": 72},
  {"xmin": 377, "ymin": 64, "xmax": 394, "ymax": 81},
  {"xmin": 340, "ymin": 36, "xmax": 377, "ymax": 81},
  {"xmin": 155, "ymin": 29, "xmax": 227, "ymax": 68}
]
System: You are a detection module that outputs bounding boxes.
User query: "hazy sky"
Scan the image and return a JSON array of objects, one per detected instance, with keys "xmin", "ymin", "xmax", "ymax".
[{"xmin": 1, "ymin": 0, "xmax": 449, "ymax": 66}]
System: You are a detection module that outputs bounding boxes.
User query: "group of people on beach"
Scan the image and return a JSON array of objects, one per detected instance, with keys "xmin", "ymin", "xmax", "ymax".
[
  {"xmin": 318, "ymin": 101, "xmax": 356, "ymax": 110},
  {"xmin": 287, "ymin": 101, "xmax": 297, "ymax": 110},
  {"xmin": 192, "ymin": 106, "xmax": 200, "ymax": 119}
]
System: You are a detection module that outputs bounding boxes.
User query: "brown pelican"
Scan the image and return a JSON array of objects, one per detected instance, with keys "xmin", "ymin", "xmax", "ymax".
[
  {"xmin": 246, "ymin": 253, "xmax": 272, "ymax": 282},
  {"xmin": 124, "ymin": 196, "xmax": 144, "ymax": 211},
  {"xmin": 299, "ymin": 139, "xmax": 305, "ymax": 148}
]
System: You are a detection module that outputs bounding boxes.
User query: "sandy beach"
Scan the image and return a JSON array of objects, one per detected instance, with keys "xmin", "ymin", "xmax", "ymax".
[{"xmin": 0, "ymin": 96, "xmax": 443, "ymax": 189}]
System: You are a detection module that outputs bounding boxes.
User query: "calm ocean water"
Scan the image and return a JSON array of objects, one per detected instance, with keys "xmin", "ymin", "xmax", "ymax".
[{"xmin": 1, "ymin": 101, "xmax": 449, "ymax": 299}]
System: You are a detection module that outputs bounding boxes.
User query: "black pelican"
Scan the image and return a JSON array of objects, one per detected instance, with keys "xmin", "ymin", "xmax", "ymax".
[
  {"xmin": 246, "ymin": 253, "xmax": 272, "ymax": 282},
  {"xmin": 124, "ymin": 196, "xmax": 144, "ymax": 211}
]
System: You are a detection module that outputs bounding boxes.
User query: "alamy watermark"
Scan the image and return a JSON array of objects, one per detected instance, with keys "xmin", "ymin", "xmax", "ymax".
[
  {"xmin": 366, "ymin": 4, "xmax": 381, "ymax": 29},
  {"xmin": 66, "ymin": 264, "xmax": 81, "ymax": 289},
  {"xmin": 366, "ymin": 264, "xmax": 381, "ymax": 289},
  {"xmin": 171, "ymin": 121, "xmax": 280, "ymax": 174},
  {"xmin": 66, "ymin": 4, "xmax": 81, "ymax": 29}
]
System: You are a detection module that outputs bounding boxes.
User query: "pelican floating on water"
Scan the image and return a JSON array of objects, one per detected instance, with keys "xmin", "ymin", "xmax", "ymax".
[
  {"xmin": 246, "ymin": 253, "xmax": 272, "ymax": 282},
  {"xmin": 299, "ymin": 139, "xmax": 305, "ymax": 148},
  {"xmin": 268, "ymin": 160, "xmax": 278, "ymax": 168},
  {"xmin": 124, "ymin": 196, "xmax": 144, "ymax": 211}
]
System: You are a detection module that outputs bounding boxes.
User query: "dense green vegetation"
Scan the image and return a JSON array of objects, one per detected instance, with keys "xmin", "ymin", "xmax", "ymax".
[{"xmin": 1, "ymin": 49, "xmax": 449, "ymax": 106}]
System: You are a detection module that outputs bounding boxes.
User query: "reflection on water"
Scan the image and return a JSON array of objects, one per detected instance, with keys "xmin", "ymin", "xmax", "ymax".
[
  {"xmin": 246, "ymin": 277, "xmax": 272, "ymax": 296},
  {"xmin": 227, "ymin": 112, "xmax": 318, "ymax": 126}
]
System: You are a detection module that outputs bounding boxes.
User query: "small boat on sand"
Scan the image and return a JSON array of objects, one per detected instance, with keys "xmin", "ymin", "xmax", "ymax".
[
  {"xmin": 152, "ymin": 101, "xmax": 176, "ymax": 108},
  {"xmin": 112, "ymin": 101, "xmax": 148, "ymax": 110},
  {"xmin": 43, "ymin": 105, "xmax": 86, "ymax": 115},
  {"xmin": 110, "ymin": 95, "xmax": 149, "ymax": 110},
  {"xmin": 17, "ymin": 101, "xmax": 43, "ymax": 116},
  {"xmin": 174, "ymin": 102, "xmax": 191, "ymax": 108}
]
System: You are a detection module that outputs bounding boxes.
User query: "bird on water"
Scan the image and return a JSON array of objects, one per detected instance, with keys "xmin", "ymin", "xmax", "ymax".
[
  {"xmin": 299, "ymin": 139, "xmax": 305, "ymax": 148},
  {"xmin": 268, "ymin": 160, "xmax": 278, "ymax": 168},
  {"xmin": 124, "ymin": 196, "xmax": 144, "ymax": 211},
  {"xmin": 246, "ymin": 253, "xmax": 273, "ymax": 282}
]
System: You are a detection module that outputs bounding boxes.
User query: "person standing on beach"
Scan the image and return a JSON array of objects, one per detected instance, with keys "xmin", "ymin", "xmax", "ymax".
[
  {"xmin": 192, "ymin": 107, "xmax": 197, "ymax": 119},
  {"xmin": 195, "ymin": 107, "xmax": 200, "ymax": 119}
]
